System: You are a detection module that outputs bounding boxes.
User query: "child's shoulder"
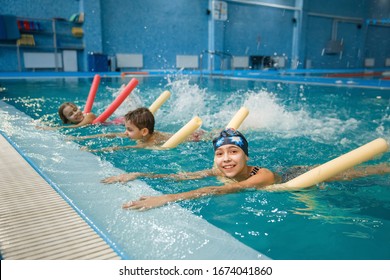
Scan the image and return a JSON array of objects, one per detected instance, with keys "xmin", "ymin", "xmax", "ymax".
[
  {"xmin": 153, "ymin": 131, "xmax": 172, "ymax": 143},
  {"xmin": 79, "ymin": 113, "xmax": 97, "ymax": 125},
  {"xmin": 84, "ymin": 112, "xmax": 97, "ymax": 120}
]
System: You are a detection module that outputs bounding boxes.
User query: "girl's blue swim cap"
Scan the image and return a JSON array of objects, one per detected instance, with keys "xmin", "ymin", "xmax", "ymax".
[{"xmin": 212, "ymin": 128, "xmax": 249, "ymax": 156}]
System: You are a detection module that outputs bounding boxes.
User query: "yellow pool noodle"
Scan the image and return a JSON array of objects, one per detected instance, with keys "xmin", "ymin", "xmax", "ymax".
[
  {"xmin": 149, "ymin": 90, "xmax": 171, "ymax": 115},
  {"xmin": 162, "ymin": 116, "xmax": 203, "ymax": 148},
  {"xmin": 226, "ymin": 107, "xmax": 249, "ymax": 129},
  {"xmin": 265, "ymin": 138, "xmax": 388, "ymax": 192}
]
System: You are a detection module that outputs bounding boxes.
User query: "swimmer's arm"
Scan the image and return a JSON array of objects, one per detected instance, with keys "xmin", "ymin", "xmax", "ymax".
[
  {"xmin": 35, "ymin": 113, "xmax": 96, "ymax": 130},
  {"xmin": 325, "ymin": 163, "xmax": 390, "ymax": 182},
  {"xmin": 36, "ymin": 123, "xmax": 85, "ymax": 130},
  {"xmin": 35, "ymin": 124, "xmax": 61, "ymax": 130},
  {"xmin": 122, "ymin": 183, "xmax": 246, "ymax": 210},
  {"xmin": 170, "ymin": 169, "xmax": 217, "ymax": 180},
  {"xmin": 62, "ymin": 113, "xmax": 97, "ymax": 129},
  {"xmin": 68, "ymin": 132, "xmax": 127, "ymax": 141},
  {"xmin": 35, "ymin": 121, "xmax": 65, "ymax": 130},
  {"xmin": 88, "ymin": 144, "xmax": 140, "ymax": 153},
  {"xmin": 123, "ymin": 168, "xmax": 276, "ymax": 210},
  {"xmin": 55, "ymin": 113, "xmax": 97, "ymax": 129},
  {"xmin": 88, "ymin": 140, "xmax": 168, "ymax": 153},
  {"xmin": 102, "ymin": 169, "xmax": 216, "ymax": 184}
]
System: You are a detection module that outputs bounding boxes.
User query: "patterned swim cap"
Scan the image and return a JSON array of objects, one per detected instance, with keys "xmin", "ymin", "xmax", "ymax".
[{"xmin": 212, "ymin": 128, "xmax": 249, "ymax": 156}]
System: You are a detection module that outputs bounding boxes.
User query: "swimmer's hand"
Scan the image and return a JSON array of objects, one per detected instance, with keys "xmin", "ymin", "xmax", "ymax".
[
  {"xmin": 122, "ymin": 195, "xmax": 173, "ymax": 211},
  {"xmin": 187, "ymin": 129, "xmax": 207, "ymax": 142},
  {"xmin": 35, "ymin": 125, "xmax": 58, "ymax": 131},
  {"xmin": 67, "ymin": 135, "xmax": 91, "ymax": 141},
  {"xmin": 101, "ymin": 172, "xmax": 143, "ymax": 184},
  {"xmin": 68, "ymin": 133, "xmax": 127, "ymax": 141},
  {"xmin": 88, "ymin": 146, "xmax": 121, "ymax": 153},
  {"xmin": 89, "ymin": 145, "xmax": 139, "ymax": 153}
]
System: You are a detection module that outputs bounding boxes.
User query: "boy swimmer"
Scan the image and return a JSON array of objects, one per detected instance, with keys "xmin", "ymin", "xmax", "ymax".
[{"xmin": 90, "ymin": 107, "xmax": 204, "ymax": 152}]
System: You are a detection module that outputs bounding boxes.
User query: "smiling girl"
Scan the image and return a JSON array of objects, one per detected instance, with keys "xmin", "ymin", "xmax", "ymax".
[
  {"xmin": 102, "ymin": 129, "xmax": 277, "ymax": 209},
  {"xmin": 58, "ymin": 102, "xmax": 98, "ymax": 128},
  {"xmin": 102, "ymin": 128, "xmax": 390, "ymax": 211}
]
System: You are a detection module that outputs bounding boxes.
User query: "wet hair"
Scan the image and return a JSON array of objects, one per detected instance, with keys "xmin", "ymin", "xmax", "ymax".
[
  {"xmin": 124, "ymin": 107, "xmax": 155, "ymax": 134},
  {"xmin": 212, "ymin": 128, "xmax": 249, "ymax": 156},
  {"xmin": 58, "ymin": 102, "xmax": 77, "ymax": 124}
]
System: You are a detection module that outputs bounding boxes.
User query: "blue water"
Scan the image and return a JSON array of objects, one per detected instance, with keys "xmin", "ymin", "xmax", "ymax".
[{"xmin": 0, "ymin": 74, "xmax": 389, "ymax": 259}]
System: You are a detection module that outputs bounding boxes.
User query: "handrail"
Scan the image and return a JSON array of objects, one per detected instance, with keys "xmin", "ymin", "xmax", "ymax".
[
  {"xmin": 201, "ymin": 50, "xmax": 233, "ymax": 58},
  {"xmin": 200, "ymin": 50, "xmax": 233, "ymax": 74}
]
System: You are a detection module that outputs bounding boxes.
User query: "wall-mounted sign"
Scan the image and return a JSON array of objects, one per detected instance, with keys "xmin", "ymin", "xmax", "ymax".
[{"xmin": 212, "ymin": 1, "xmax": 228, "ymax": 21}]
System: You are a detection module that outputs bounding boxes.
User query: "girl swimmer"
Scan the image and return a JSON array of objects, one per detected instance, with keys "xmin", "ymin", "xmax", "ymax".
[
  {"xmin": 58, "ymin": 102, "xmax": 99, "ymax": 128},
  {"xmin": 102, "ymin": 128, "xmax": 390, "ymax": 211}
]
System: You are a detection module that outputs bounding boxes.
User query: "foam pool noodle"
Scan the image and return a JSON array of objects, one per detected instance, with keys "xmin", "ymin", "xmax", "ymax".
[
  {"xmin": 226, "ymin": 107, "xmax": 249, "ymax": 129},
  {"xmin": 162, "ymin": 116, "xmax": 203, "ymax": 148},
  {"xmin": 265, "ymin": 138, "xmax": 389, "ymax": 191},
  {"xmin": 149, "ymin": 90, "xmax": 171, "ymax": 115}
]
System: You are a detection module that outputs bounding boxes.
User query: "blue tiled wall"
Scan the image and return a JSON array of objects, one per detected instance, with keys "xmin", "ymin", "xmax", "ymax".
[
  {"xmin": 0, "ymin": 0, "xmax": 389, "ymax": 72},
  {"xmin": 225, "ymin": 3, "xmax": 295, "ymax": 57},
  {"xmin": 100, "ymin": 0, "xmax": 209, "ymax": 69}
]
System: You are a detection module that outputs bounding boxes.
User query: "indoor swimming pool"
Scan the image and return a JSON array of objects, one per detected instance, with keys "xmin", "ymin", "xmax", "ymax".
[{"xmin": 0, "ymin": 74, "xmax": 389, "ymax": 260}]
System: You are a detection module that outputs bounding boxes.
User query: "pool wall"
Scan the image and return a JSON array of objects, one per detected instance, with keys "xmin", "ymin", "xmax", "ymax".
[
  {"xmin": 0, "ymin": 0, "xmax": 389, "ymax": 71},
  {"xmin": 1, "ymin": 69, "xmax": 389, "ymax": 89}
]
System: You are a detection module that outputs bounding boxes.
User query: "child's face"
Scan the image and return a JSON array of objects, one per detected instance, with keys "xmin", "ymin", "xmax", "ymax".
[
  {"xmin": 124, "ymin": 120, "xmax": 147, "ymax": 140},
  {"xmin": 214, "ymin": 144, "xmax": 248, "ymax": 178},
  {"xmin": 62, "ymin": 104, "xmax": 84, "ymax": 124}
]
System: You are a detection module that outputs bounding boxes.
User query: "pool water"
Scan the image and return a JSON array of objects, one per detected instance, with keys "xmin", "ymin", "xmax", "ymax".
[{"xmin": 0, "ymin": 74, "xmax": 389, "ymax": 260}]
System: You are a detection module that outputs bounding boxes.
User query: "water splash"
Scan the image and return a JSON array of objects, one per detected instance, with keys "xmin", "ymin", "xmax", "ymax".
[
  {"xmin": 240, "ymin": 90, "xmax": 360, "ymax": 143},
  {"xmin": 111, "ymin": 85, "xmax": 144, "ymax": 118},
  {"xmin": 375, "ymin": 99, "xmax": 390, "ymax": 140},
  {"xmin": 161, "ymin": 77, "xmax": 361, "ymax": 143},
  {"xmin": 92, "ymin": 85, "xmax": 145, "ymax": 118},
  {"xmin": 164, "ymin": 77, "xmax": 210, "ymax": 126}
]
